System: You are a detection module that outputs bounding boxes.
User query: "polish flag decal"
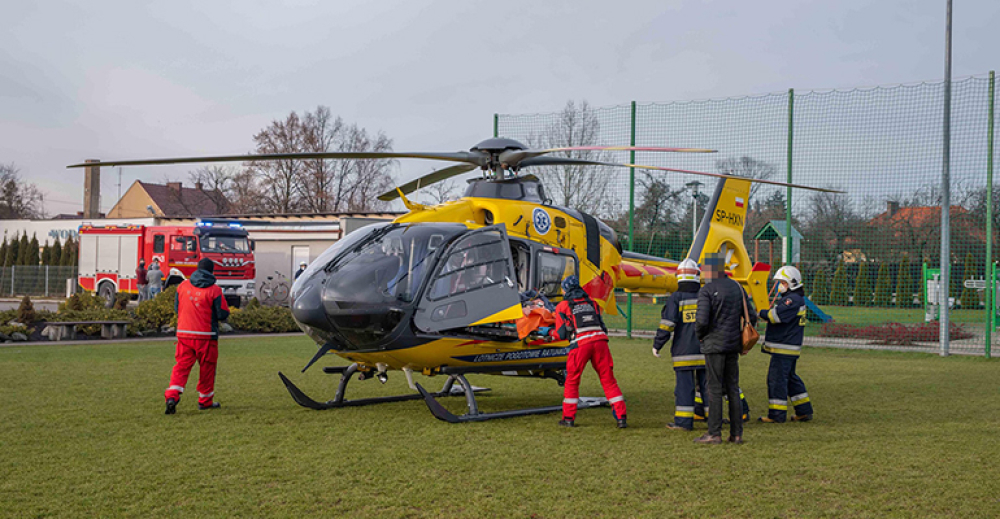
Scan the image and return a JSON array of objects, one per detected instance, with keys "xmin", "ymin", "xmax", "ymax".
[{"xmin": 735, "ymin": 197, "xmax": 745, "ymax": 208}]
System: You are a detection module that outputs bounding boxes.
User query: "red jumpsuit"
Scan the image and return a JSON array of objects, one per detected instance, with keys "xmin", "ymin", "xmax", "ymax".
[
  {"xmin": 549, "ymin": 294, "xmax": 626, "ymax": 421},
  {"xmin": 164, "ymin": 276, "xmax": 229, "ymax": 407}
]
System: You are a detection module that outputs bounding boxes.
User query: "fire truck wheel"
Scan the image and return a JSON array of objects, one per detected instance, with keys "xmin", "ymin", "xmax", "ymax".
[
  {"xmin": 225, "ymin": 295, "xmax": 241, "ymax": 309},
  {"xmin": 98, "ymin": 283, "xmax": 116, "ymax": 308}
]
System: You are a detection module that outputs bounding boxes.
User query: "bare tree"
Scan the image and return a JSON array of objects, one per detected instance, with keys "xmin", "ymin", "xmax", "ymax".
[
  {"xmin": 0, "ymin": 163, "xmax": 44, "ymax": 219},
  {"xmin": 299, "ymin": 106, "xmax": 344, "ymax": 213},
  {"xmin": 528, "ymin": 100, "xmax": 612, "ymax": 216},
  {"xmin": 248, "ymin": 112, "xmax": 307, "ymax": 214},
  {"xmin": 188, "ymin": 165, "xmax": 236, "ymax": 212},
  {"xmin": 417, "ymin": 177, "xmax": 462, "ymax": 206},
  {"xmin": 336, "ymin": 124, "xmax": 394, "ymax": 212},
  {"xmin": 715, "ymin": 156, "xmax": 776, "ymax": 200}
]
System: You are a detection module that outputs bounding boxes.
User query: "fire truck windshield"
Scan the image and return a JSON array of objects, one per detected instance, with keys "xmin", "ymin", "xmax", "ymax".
[{"xmin": 200, "ymin": 234, "xmax": 250, "ymax": 253}]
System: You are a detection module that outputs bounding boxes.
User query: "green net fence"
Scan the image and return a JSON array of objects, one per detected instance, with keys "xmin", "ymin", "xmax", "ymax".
[{"xmin": 497, "ymin": 73, "xmax": 998, "ymax": 356}]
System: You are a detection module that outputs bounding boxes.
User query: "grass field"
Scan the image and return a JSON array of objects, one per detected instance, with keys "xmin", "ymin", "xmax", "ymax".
[
  {"xmin": 606, "ymin": 302, "xmax": 993, "ymax": 336},
  {"xmin": 2, "ymin": 336, "xmax": 999, "ymax": 518}
]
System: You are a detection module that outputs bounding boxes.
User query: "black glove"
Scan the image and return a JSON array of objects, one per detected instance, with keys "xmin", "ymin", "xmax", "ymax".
[{"xmin": 758, "ymin": 309, "xmax": 768, "ymax": 320}]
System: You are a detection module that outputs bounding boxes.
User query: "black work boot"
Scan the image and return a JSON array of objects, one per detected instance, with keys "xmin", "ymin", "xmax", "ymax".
[
  {"xmin": 558, "ymin": 418, "xmax": 576, "ymax": 427},
  {"xmin": 165, "ymin": 398, "xmax": 177, "ymax": 415},
  {"xmin": 616, "ymin": 416, "xmax": 628, "ymax": 429},
  {"xmin": 198, "ymin": 402, "xmax": 221, "ymax": 410}
]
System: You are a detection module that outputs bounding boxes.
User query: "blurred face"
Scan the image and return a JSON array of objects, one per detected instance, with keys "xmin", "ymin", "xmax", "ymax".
[{"xmin": 777, "ymin": 280, "xmax": 789, "ymax": 293}]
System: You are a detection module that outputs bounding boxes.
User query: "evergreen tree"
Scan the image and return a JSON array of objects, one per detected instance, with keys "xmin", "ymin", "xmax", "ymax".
[
  {"xmin": 812, "ymin": 268, "xmax": 829, "ymax": 305},
  {"xmin": 958, "ymin": 252, "xmax": 978, "ymax": 308},
  {"xmin": 0, "ymin": 238, "xmax": 7, "ymax": 268},
  {"xmin": 17, "ymin": 233, "xmax": 29, "ymax": 266},
  {"xmin": 873, "ymin": 262, "xmax": 893, "ymax": 307},
  {"xmin": 63, "ymin": 237, "xmax": 77, "ymax": 266},
  {"xmin": 830, "ymin": 262, "xmax": 849, "ymax": 306},
  {"xmin": 5, "ymin": 233, "xmax": 19, "ymax": 268},
  {"xmin": 28, "ymin": 234, "xmax": 40, "ymax": 266},
  {"xmin": 41, "ymin": 243, "xmax": 51, "ymax": 265},
  {"xmin": 853, "ymin": 262, "xmax": 871, "ymax": 307},
  {"xmin": 50, "ymin": 237, "xmax": 62, "ymax": 266},
  {"xmin": 896, "ymin": 256, "xmax": 913, "ymax": 307}
]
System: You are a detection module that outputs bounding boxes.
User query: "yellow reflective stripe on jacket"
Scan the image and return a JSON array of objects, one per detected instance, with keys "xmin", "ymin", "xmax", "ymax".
[
  {"xmin": 672, "ymin": 354, "xmax": 706, "ymax": 368},
  {"xmin": 763, "ymin": 342, "xmax": 802, "ymax": 356},
  {"xmin": 659, "ymin": 319, "xmax": 675, "ymax": 332}
]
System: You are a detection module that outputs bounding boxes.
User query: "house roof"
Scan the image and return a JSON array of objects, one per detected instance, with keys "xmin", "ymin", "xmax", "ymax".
[
  {"xmin": 868, "ymin": 205, "xmax": 968, "ymax": 228},
  {"xmin": 140, "ymin": 181, "xmax": 228, "ymax": 217},
  {"xmin": 754, "ymin": 220, "xmax": 802, "ymax": 241}
]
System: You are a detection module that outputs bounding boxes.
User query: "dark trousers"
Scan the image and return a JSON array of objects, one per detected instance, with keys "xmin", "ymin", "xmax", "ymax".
[
  {"xmin": 705, "ymin": 352, "xmax": 742, "ymax": 438},
  {"xmin": 674, "ymin": 369, "xmax": 707, "ymax": 429},
  {"xmin": 766, "ymin": 355, "xmax": 813, "ymax": 422}
]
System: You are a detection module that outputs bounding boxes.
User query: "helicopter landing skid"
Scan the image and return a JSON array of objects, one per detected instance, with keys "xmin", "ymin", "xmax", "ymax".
[
  {"xmin": 416, "ymin": 365, "xmax": 609, "ymax": 423},
  {"xmin": 278, "ymin": 363, "xmax": 489, "ymax": 411}
]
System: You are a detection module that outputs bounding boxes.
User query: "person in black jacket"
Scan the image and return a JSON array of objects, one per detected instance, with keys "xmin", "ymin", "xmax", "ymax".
[{"xmin": 693, "ymin": 254, "xmax": 757, "ymax": 445}]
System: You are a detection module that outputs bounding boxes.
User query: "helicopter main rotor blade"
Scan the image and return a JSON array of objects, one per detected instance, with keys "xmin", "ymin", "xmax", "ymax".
[
  {"xmin": 377, "ymin": 163, "xmax": 478, "ymax": 201},
  {"xmin": 67, "ymin": 151, "xmax": 484, "ymax": 169},
  {"xmin": 521, "ymin": 156, "xmax": 844, "ymax": 193},
  {"xmin": 499, "ymin": 145, "xmax": 715, "ymax": 168}
]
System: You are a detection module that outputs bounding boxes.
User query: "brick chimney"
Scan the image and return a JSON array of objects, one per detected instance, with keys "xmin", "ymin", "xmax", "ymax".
[
  {"xmin": 167, "ymin": 182, "xmax": 182, "ymax": 200},
  {"xmin": 195, "ymin": 182, "xmax": 204, "ymax": 191},
  {"xmin": 887, "ymin": 201, "xmax": 900, "ymax": 217}
]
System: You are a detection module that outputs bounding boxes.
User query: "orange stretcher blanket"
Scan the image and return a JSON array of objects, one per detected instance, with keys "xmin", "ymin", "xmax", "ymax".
[{"xmin": 516, "ymin": 304, "xmax": 555, "ymax": 340}]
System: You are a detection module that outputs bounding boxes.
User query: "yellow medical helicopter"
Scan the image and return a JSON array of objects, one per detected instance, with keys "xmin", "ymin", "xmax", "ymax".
[{"xmin": 70, "ymin": 138, "xmax": 837, "ymax": 422}]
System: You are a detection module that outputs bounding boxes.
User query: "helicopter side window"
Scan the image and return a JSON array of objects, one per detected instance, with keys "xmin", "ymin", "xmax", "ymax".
[
  {"xmin": 427, "ymin": 233, "xmax": 510, "ymax": 302},
  {"xmin": 510, "ymin": 242, "xmax": 530, "ymax": 292},
  {"xmin": 536, "ymin": 251, "xmax": 578, "ymax": 298}
]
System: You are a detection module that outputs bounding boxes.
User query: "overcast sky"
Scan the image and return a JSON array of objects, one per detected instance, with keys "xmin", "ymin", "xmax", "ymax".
[{"xmin": 1, "ymin": 0, "xmax": 998, "ymax": 215}]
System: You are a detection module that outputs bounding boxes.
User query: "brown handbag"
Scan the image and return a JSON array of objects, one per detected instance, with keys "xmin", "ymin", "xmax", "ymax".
[{"xmin": 740, "ymin": 292, "xmax": 760, "ymax": 355}]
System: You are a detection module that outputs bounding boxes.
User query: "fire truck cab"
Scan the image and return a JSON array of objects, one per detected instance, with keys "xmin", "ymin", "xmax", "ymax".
[{"xmin": 78, "ymin": 220, "xmax": 256, "ymax": 306}]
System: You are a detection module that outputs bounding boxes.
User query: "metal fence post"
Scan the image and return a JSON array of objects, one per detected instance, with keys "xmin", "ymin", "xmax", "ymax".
[
  {"xmin": 44, "ymin": 266, "xmax": 49, "ymax": 297},
  {"xmin": 627, "ymin": 101, "xmax": 637, "ymax": 338},
  {"xmin": 987, "ymin": 70, "xmax": 996, "ymax": 359},
  {"xmin": 786, "ymin": 88, "xmax": 794, "ymax": 266},
  {"xmin": 493, "ymin": 114, "xmax": 499, "ymax": 138},
  {"xmin": 10, "ymin": 265, "xmax": 14, "ymax": 296},
  {"xmin": 939, "ymin": 0, "xmax": 953, "ymax": 357}
]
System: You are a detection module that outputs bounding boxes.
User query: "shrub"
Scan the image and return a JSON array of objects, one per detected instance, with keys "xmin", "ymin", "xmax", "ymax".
[
  {"xmin": 958, "ymin": 252, "xmax": 977, "ymax": 308},
  {"xmin": 818, "ymin": 321, "xmax": 973, "ymax": 346},
  {"xmin": 896, "ymin": 256, "xmax": 913, "ymax": 307},
  {"xmin": 134, "ymin": 286, "xmax": 178, "ymax": 331},
  {"xmin": 811, "ymin": 269, "xmax": 829, "ymax": 305},
  {"xmin": 60, "ymin": 291, "xmax": 105, "ymax": 313},
  {"xmin": 830, "ymin": 262, "xmax": 850, "ymax": 306},
  {"xmin": 873, "ymin": 262, "xmax": 893, "ymax": 307},
  {"xmin": 853, "ymin": 262, "xmax": 871, "ymax": 307},
  {"xmin": 0, "ymin": 323, "xmax": 29, "ymax": 337},
  {"xmin": 113, "ymin": 292, "xmax": 130, "ymax": 311},
  {"xmin": 228, "ymin": 305, "xmax": 298, "ymax": 333},
  {"xmin": 17, "ymin": 296, "xmax": 36, "ymax": 324}
]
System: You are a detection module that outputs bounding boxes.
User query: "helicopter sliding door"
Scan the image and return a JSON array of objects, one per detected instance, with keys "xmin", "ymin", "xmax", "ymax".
[{"xmin": 414, "ymin": 225, "xmax": 521, "ymax": 333}]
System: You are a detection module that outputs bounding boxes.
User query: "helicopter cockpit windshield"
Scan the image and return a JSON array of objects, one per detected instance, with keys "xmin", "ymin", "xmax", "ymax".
[{"xmin": 291, "ymin": 222, "xmax": 522, "ymax": 351}]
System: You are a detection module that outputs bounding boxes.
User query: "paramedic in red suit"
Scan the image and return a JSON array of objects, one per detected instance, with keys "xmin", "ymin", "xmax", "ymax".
[
  {"xmin": 164, "ymin": 258, "xmax": 230, "ymax": 414},
  {"xmin": 547, "ymin": 275, "xmax": 627, "ymax": 428}
]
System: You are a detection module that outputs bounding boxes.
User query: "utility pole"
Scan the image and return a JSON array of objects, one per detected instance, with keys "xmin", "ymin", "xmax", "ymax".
[
  {"xmin": 940, "ymin": 0, "xmax": 953, "ymax": 356},
  {"xmin": 686, "ymin": 180, "xmax": 704, "ymax": 240}
]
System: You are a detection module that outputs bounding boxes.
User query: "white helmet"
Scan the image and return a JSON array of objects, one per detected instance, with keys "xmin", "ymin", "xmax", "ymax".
[
  {"xmin": 299, "ymin": 261, "xmax": 308, "ymax": 267},
  {"xmin": 676, "ymin": 258, "xmax": 701, "ymax": 283},
  {"xmin": 774, "ymin": 266, "xmax": 803, "ymax": 291}
]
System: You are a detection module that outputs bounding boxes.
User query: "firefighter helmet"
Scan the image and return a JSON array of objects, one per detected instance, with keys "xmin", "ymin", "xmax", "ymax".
[
  {"xmin": 774, "ymin": 266, "xmax": 803, "ymax": 291},
  {"xmin": 676, "ymin": 258, "xmax": 701, "ymax": 283}
]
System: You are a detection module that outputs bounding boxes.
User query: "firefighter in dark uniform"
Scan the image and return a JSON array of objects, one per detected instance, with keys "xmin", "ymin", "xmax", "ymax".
[
  {"xmin": 758, "ymin": 266, "xmax": 814, "ymax": 423},
  {"xmin": 653, "ymin": 259, "xmax": 707, "ymax": 430},
  {"xmin": 654, "ymin": 259, "xmax": 751, "ymax": 429}
]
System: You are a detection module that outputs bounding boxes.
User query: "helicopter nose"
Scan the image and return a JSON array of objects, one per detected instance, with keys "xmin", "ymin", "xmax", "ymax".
[{"xmin": 291, "ymin": 280, "xmax": 330, "ymax": 330}]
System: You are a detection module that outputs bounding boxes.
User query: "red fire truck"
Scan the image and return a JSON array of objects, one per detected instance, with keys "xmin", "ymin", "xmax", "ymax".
[{"xmin": 78, "ymin": 220, "xmax": 255, "ymax": 306}]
